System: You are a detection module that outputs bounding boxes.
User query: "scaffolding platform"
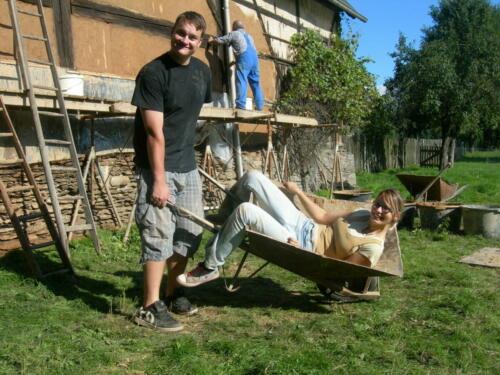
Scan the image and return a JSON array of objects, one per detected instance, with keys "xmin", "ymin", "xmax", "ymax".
[{"xmin": 0, "ymin": 88, "xmax": 321, "ymax": 127}]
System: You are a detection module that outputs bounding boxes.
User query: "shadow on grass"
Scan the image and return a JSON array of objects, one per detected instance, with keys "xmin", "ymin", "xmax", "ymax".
[
  {"xmin": 0, "ymin": 249, "xmax": 121, "ymax": 313},
  {"xmin": 115, "ymin": 269, "xmax": 332, "ymax": 314}
]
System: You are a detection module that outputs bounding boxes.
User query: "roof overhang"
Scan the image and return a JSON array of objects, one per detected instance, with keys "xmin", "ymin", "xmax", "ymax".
[{"xmin": 319, "ymin": 0, "xmax": 368, "ymax": 23}]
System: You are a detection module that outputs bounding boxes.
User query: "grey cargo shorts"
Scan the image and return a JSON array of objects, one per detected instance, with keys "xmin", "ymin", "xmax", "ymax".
[{"xmin": 135, "ymin": 168, "xmax": 204, "ymax": 263}]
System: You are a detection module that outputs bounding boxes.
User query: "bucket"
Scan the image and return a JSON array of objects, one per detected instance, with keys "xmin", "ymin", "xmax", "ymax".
[
  {"xmin": 462, "ymin": 205, "xmax": 500, "ymax": 238},
  {"xmin": 245, "ymin": 97, "xmax": 253, "ymax": 110},
  {"xmin": 59, "ymin": 73, "xmax": 84, "ymax": 96},
  {"xmin": 332, "ymin": 190, "xmax": 372, "ymax": 202},
  {"xmin": 417, "ymin": 202, "xmax": 462, "ymax": 232}
]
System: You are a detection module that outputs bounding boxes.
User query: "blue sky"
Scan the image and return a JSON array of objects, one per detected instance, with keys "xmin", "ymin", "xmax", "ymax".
[{"xmin": 343, "ymin": 0, "xmax": 440, "ymax": 88}]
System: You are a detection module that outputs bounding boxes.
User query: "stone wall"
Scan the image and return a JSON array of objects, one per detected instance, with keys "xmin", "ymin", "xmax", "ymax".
[
  {"xmin": 0, "ymin": 144, "xmax": 356, "ymax": 251},
  {"xmin": 0, "ymin": 151, "xmax": 137, "ymax": 250}
]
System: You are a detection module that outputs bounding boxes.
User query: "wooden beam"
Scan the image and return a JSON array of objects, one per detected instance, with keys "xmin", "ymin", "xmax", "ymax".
[
  {"xmin": 111, "ymin": 102, "xmax": 318, "ymax": 126},
  {"xmin": 259, "ymin": 53, "xmax": 294, "ymax": 66},
  {"xmin": 251, "ymin": 0, "xmax": 285, "ymax": 82},
  {"xmin": 71, "ymin": 0, "xmax": 174, "ymax": 36},
  {"xmin": 295, "ymin": 0, "xmax": 301, "ymax": 33},
  {"xmin": 2, "ymin": 89, "xmax": 117, "ymax": 113},
  {"xmin": 274, "ymin": 113, "xmax": 318, "ymax": 127},
  {"xmin": 52, "ymin": 0, "xmax": 74, "ymax": 68},
  {"xmin": 232, "ymin": 0, "xmax": 307, "ymax": 32},
  {"xmin": 71, "ymin": 0, "xmax": 214, "ymax": 48},
  {"xmin": 252, "ymin": 0, "xmax": 274, "ymax": 56},
  {"xmin": 110, "ymin": 101, "xmax": 136, "ymax": 115},
  {"xmin": 264, "ymin": 33, "xmax": 291, "ymax": 45},
  {"xmin": 18, "ymin": 0, "xmax": 51, "ymax": 7},
  {"xmin": 206, "ymin": 0, "xmax": 223, "ymax": 32},
  {"xmin": 233, "ymin": 109, "xmax": 272, "ymax": 121}
]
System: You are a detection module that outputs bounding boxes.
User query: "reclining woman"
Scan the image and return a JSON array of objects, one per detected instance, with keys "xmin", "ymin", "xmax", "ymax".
[{"xmin": 178, "ymin": 170, "xmax": 404, "ymax": 287}]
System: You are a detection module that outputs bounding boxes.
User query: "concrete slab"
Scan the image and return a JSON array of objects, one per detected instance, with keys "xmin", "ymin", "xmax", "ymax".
[{"xmin": 458, "ymin": 247, "xmax": 500, "ymax": 268}]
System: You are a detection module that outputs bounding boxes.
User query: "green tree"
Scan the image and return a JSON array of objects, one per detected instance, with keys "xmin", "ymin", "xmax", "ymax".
[
  {"xmin": 279, "ymin": 30, "xmax": 377, "ymax": 127},
  {"xmin": 386, "ymin": 0, "xmax": 500, "ymax": 167},
  {"xmin": 277, "ymin": 30, "xmax": 378, "ymax": 189}
]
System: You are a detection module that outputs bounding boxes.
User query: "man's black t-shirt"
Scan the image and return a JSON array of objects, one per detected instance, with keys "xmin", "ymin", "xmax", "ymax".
[{"xmin": 132, "ymin": 53, "xmax": 212, "ymax": 172}]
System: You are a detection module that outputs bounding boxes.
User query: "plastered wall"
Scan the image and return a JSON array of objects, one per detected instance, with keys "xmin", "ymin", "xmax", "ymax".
[
  {"xmin": 0, "ymin": 1, "xmax": 61, "ymax": 65},
  {"xmin": 0, "ymin": 0, "xmax": 340, "ymax": 105},
  {"xmin": 71, "ymin": 0, "xmax": 218, "ymax": 78}
]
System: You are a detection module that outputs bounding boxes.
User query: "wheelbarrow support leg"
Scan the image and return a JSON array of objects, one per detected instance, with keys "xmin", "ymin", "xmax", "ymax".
[
  {"xmin": 225, "ymin": 245, "xmax": 270, "ymax": 292},
  {"xmin": 225, "ymin": 251, "xmax": 249, "ymax": 292}
]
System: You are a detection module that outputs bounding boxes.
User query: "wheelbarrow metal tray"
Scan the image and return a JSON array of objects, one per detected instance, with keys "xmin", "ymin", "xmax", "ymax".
[
  {"xmin": 294, "ymin": 194, "xmax": 403, "ymax": 276},
  {"xmin": 396, "ymin": 174, "xmax": 458, "ymax": 201},
  {"xmin": 246, "ymin": 227, "xmax": 403, "ymax": 291}
]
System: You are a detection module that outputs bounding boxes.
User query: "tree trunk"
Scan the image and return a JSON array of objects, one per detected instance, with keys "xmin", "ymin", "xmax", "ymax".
[
  {"xmin": 449, "ymin": 138, "xmax": 456, "ymax": 167},
  {"xmin": 440, "ymin": 136, "xmax": 452, "ymax": 169}
]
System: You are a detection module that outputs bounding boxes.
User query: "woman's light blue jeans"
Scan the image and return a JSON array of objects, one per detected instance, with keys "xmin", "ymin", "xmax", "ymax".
[{"xmin": 204, "ymin": 171, "xmax": 316, "ymax": 269}]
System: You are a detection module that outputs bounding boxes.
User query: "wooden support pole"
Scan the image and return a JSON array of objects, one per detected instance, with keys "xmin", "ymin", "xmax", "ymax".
[
  {"xmin": 90, "ymin": 118, "xmax": 95, "ymax": 205},
  {"xmin": 122, "ymin": 195, "xmax": 137, "ymax": 243},
  {"xmin": 67, "ymin": 146, "xmax": 94, "ymax": 242},
  {"xmin": 95, "ymin": 157, "xmax": 123, "ymax": 228},
  {"xmin": 0, "ymin": 180, "xmax": 42, "ymax": 277},
  {"xmin": 329, "ymin": 121, "xmax": 344, "ymax": 197},
  {"xmin": 280, "ymin": 128, "xmax": 291, "ymax": 181},
  {"xmin": 329, "ymin": 135, "xmax": 339, "ymax": 199},
  {"xmin": 263, "ymin": 122, "xmax": 272, "ymax": 177}
]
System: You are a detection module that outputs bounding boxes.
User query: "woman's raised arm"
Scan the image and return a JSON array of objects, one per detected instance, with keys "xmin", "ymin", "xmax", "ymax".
[{"xmin": 282, "ymin": 182, "xmax": 351, "ymax": 225}]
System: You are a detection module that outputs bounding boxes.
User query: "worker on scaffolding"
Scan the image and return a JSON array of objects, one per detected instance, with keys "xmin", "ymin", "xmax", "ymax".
[
  {"xmin": 208, "ymin": 20, "xmax": 264, "ymax": 111},
  {"xmin": 132, "ymin": 11, "xmax": 212, "ymax": 332}
]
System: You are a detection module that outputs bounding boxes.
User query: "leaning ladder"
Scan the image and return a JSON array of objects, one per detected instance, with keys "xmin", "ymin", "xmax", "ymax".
[
  {"xmin": 7, "ymin": 0, "xmax": 100, "ymax": 253},
  {"xmin": 0, "ymin": 96, "xmax": 74, "ymax": 277}
]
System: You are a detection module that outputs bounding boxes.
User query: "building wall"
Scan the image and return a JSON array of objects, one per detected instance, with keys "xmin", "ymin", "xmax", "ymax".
[
  {"xmin": 0, "ymin": 1, "xmax": 60, "ymax": 65},
  {"xmin": 70, "ymin": 0, "xmax": 216, "ymax": 78},
  {"xmin": 0, "ymin": 1, "xmax": 359, "ymax": 252},
  {"xmin": 259, "ymin": 0, "xmax": 337, "ymax": 60},
  {"xmin": 0, "ymin": 0, "xmax": 341, "ymax": 104}
]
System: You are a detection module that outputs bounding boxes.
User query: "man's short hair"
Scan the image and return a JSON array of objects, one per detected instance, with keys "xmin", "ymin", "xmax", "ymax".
[
  {"xmin": 173, "ymin": 11, "xmax": 207, "ymax": 35},
  {"xmin": 232, "ymin": 20, "xmax": 244, "ymax": 30}
]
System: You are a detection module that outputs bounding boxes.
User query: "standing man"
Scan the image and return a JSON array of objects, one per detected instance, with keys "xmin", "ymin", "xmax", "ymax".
[
  {"xmin": 132, "ymin": 11, "xmax": 212, "ymax": 332},
  {"xmin": 208, "ymin": 20, "xmax": 264, "ymax": 111}
]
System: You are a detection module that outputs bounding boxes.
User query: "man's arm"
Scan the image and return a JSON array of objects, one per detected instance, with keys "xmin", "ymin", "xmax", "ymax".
[
  {"xmin": 141, "ymin": 108, "xmax": 169, "ymax": 208},
  {"xmin": 282, "ymin": 182, "xmax": 351, "ymax": 225},
  {"xmin": 208, "ymin": 33, "xmax": 231, "ymax": 45}
]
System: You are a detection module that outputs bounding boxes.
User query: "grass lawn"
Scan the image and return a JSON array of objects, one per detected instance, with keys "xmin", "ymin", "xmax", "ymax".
[{"xmin": 0, "ymin": 152, "xmax": 498, "ymax": 375}]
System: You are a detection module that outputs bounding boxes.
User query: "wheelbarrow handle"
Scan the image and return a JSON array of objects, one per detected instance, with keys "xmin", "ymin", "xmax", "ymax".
[
  {"xmin": 166, "ymin": 202, "xmax": 217, "ymax": 233},
  {"xmin": 415, "ymin": 162, "xmax": 452, "ymax": 201},
  {"xmin": 197, "ymin": 167, "xmax": 241, "ymax": 203}
]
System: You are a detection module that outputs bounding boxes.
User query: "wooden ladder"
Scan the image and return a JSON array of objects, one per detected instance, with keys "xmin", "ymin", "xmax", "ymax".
[
  {"xmin": 0, "ymin": 96, "xmax": 74, "ymax": 278},
  {"xmin": 7, "ymin": 0, "xmax": 100, "ymax": 253}
]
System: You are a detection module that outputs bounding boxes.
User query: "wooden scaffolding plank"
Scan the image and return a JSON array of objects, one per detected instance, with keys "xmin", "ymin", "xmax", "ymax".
[
  {"xmin": 1, "ymin": 89, "xmax": 115, "ymax": 113},
  {"xmin": 2, "ymin": 88, "xmax": 319, "ymax": 126},
  {"xmin": 110, "ymin": 101, "xmax": 318, "ymax": 127}
]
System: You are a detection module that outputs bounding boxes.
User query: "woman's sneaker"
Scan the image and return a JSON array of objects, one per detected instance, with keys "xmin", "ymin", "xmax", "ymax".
[
  {"xmin": 177, "ymin": 262, "xmax": 219, "ymax": 287},
  {"xmin": 134, "ymin": 300, "xmax": 183, "ymax": 332},
  {"xmin": 165, "ymin": 288, "xmax": 199, "ymax": 316}
]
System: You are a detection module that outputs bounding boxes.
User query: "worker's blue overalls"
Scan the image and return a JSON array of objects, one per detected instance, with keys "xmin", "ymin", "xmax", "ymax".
[{"xmin": 235, "ymin": 30, "xmax": 264, "ymax": 111}]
